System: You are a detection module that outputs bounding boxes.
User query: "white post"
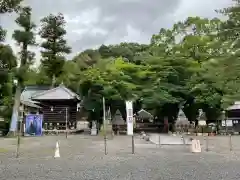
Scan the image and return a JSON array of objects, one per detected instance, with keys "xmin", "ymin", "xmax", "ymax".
[
  {"xmin": 126, "ymin": 101, "xmax": 134, "ymax": 154},
  {"xmin": 206, "ymin": 135, "xmax": 209, "ymax": 152},
  {"xmin": 16, "ymin": 104, "xmax": 23, "ymax": 158},
  {"xmin": 65, "ymin": 107, "xmax": 68, "ymax": 138},
  {"xmin": 158, "ymin": 134, "xmax": 161, "ymax": 147},
  {"xmin": 103, "ymin": 97, "xmax": 106, "ymax": 128},
  {"xmin": 229, "ymin": 134, "xmax": 232, "ymax": 151},
  {"xmin": 103, "ymin": 97, "xmax": 107, "ymax": 155}
]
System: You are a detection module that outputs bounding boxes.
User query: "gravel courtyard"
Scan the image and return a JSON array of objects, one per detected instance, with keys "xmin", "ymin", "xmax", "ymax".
[{"xmin": 1, "ymin": 135, "xmax": 240, "ymax": 180}]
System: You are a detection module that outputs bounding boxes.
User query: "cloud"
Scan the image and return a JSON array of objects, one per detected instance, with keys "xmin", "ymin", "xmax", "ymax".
[
  {"xmin": 172, "ymin": 0, "xmax": 231, "ymax": 21},
  {"xmin": 1, "ymin": 0, "xmax": 231, "ymax": 62},
  {"xmin": 65, "ymin": 0, "xmax": 183, "ymax": 53}
]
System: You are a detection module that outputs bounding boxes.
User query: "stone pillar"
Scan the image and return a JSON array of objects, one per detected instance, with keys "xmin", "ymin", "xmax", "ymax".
[{"xmin": 91, "ymin": 121, "xmax": 97, "ymax": 135}]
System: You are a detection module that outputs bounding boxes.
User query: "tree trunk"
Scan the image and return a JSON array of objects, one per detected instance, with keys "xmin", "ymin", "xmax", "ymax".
[
  {"xmin": 51, "ymin": 75, "xmax": 56, "ymax": 88},
  {"xmin": 8, "ymin": 85, "xmax": 21, "ymax": 136},
  {"xmin": 8, "ymin": 36, "xmax": 28, "ymax": 136}
]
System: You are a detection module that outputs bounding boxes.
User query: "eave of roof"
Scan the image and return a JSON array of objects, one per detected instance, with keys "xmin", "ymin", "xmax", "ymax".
[{"xmin": 31, "ymin": 84, "xmax": 81, "ymax": 100}]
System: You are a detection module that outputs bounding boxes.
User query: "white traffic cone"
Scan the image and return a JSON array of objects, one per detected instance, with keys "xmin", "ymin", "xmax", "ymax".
[{"xmin": 54, "ymin": 141, "xmax": 60, "ymax": 158}]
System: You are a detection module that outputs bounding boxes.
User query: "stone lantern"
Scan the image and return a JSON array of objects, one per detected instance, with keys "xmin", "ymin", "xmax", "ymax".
[
  {"xmin": 198, "ymin": 109, "xmax": 206, "ymax": 126},
  {"xmin": 197, "ymin": 109, "xmax": 206, "ymax": 135},
  {"xmin": 175, "ymin": 109, "xmax": 190, "ymax": 133}
]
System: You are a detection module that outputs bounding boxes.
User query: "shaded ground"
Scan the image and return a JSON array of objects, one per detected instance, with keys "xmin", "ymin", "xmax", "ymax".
[
  {"xmin": 0, "ymin": 135, "xmax": 240, "ymax": 180},
  {"xmin": 149, "ymin": 134, "xmax": 240, "ymax": 154},
  {"xmin": 189, "ymin": 135, "xmax": 240, "ymax": 154}
]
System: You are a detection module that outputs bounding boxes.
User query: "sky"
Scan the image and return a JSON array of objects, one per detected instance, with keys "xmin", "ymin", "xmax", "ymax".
[{"xmin": 1, "ymin": 0, "xmax": 232, "ymax": 63}]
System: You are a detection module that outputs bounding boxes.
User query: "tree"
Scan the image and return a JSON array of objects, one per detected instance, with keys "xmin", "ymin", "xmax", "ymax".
[
  {"xmin": 72, "ymin": 49, "xmax": 100, "ymax": 69},
  {"xmin": 12, "ymin": 6, "xmax": 36, "ymax": 83},
  {"xmin": 174, "ymin": 17, "xmax": 223, "ymax": 121},
  {"xmin": 0, "ymin": 0, "xmax": 22, "ymax": 13},
  {"xmin": 98, "ymin": 43, "xmax": 149, "ymax": 62},
  {"xmin": 39, "ymin": 13, "xmax": 71, "ymax": 87},
  {"xmin": 9, "ymin": 6, "xmax": 36, "ymax": 133},
  {"xmin": 146, "ymin": 17, "xmax": 225, "ymax": 122},
  {"xmin": 77, "ymin": 57, "xmax": 148, "ymax": 121},
  {"xmin": 0, "ymin": 0, "xmax": 23, "ymax": 42},
  {"xmin": 0, "ymin": 0, "xmax": 18, "ymax": 121},
  {"xmin": 0, "ymin": 44, "xmax": 17, "ymax": 121},
  {"xmin": 0, "ymin": 26, "xmax": 6, "ymax": 42},
  {"xmin": 45, "ymin": 15, "xmax": 229, "ymax": 124},
  {"xmin": 214, "ymin": 0, "xmax": 240, "ymax": 108}
]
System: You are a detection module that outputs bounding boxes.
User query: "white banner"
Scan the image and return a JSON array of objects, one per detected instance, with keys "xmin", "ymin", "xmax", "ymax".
[
  {"xmin": 126, "ymin": 101, "xmax": 133, "ymax": 135},
  {"xmin": 222, "ymin": 120, "xmax": 233, "ymax": 127},
  {"xmin": 198, "ymin": 120, "xmax": 206, "ymax": 126}
]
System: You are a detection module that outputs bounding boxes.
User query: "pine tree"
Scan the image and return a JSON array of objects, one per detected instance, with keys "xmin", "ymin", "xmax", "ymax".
[
  {"xmin": 0, "ymin": 0, "xmax": 22, "ymax": 13},
  {"xmin": 39, "ymin": 13, "xmax": 71, "ymax": 87},
  {"xmin": 0, "ymin": 26, "xmax": 6, "ymax": 42},
  {"xmin": 0, "ymin": 0, "xmax": 20, "ymax": 125},
  {"xmin": 12, "ymin": 6, "xmax": 36, "ymax": 83},
  {"xmin": 9, "ymin": 6, "xmax": 36, "ymax": 134},
  {"xmin": 0, "ymin": 44, "xmax": 16, "ymax": 121},
  {"xmin": 0, "ymin": 0, "xmax": 23, "ymax": 42}
]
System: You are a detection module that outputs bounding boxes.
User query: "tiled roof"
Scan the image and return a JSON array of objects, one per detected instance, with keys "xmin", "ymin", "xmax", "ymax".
[
  {"xmin": 31, "ymin": 84, "xmax": 81, "ymax": 100},
  {"xmin": 137, "ymin": 109, "xmax": 153, "ymax": 118},
  {"xmin": 20, "ymin": 85, "xmax": 51, "ymax": 108},
  {"xmin": 20, "ymin": 89, "xmax": 46, "ymax": 102},
  {"xmin": 227, "ymin": 103, "xmax": 240, "ymax": 110},
  {"xmin": 21, "ymin": 101, "xmax": 41, "ymax": 108}
]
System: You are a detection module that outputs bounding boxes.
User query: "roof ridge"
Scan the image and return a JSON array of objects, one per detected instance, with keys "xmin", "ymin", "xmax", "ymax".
[
  {"xmin": 60, "ymin": 85, "xmax": 81, "ymax": 99},
  {"xmin": 31, "ymin": 86, "xmax": 60, "ymax": 99},
  {"xmin": 31, "ymin": 85, "xmax": 80, "ymax": 100},
  {"xmin": 24, "ymin": 85, "xmax": 51, "ymax": 90}
]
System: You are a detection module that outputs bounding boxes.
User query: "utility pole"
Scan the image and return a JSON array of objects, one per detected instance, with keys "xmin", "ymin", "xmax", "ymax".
[{"xmin": 103, "ymin": 97, "xmax": 107, "ymax": 155}]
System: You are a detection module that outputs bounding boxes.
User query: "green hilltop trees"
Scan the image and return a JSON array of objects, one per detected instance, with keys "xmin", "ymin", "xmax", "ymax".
[{"xmin": 2, "ymin": 0, "xmax": 240, "ymax": 129}]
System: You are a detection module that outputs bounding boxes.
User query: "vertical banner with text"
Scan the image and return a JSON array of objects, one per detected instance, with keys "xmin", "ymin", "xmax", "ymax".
[{"xmin": 126, "ymin": 101, "xmax": 133, "ymax": 135}]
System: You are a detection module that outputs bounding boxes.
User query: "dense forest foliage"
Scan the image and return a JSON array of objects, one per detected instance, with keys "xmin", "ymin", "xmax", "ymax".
[{"xmin": 1, "ymin": 0, "xmax": 240, "ymax": 125}]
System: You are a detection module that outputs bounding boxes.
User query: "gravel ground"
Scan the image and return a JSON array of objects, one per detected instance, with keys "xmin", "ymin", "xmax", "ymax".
[
  {"xmin": 1, "ymin": 135, "xmax": 240, "ymax": 180},
  {"xmin": 149, "ymin": 134, "xmax": 240, "ymax": 153}
]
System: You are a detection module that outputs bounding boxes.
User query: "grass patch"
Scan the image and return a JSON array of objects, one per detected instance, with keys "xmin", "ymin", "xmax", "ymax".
[
  {"xmin": 0, "ymin": 148, "xmax": 9, "ymax": 153},
  {"xmin": 3, "ymin": 135, "xmax": 16, "ymax": 138}
]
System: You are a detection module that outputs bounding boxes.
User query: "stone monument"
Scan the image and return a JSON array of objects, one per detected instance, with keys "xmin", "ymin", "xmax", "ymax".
[
  {"xmin": 198, "ymin": 109, "xmax": 206, "ymax": 126},
  {"xmin": 112, "ymin": 110, "xmax": 125, "ymax": 125},
  {"xmin": 105, "ymin": 107, "xmax": 113, "ymax": 136},
  {"xmin": 91, "ymin": 121, "xmax": 97, "ymax": 135},
  {"xmin": 175, "ymin": 108, "xmax": 190, "ymax": 133},
  {"xmin": 196, "ymin": 109, "xmax": 207, "ymax": 135},
  {"xmin": 112, "ymin": 109, "xmax": 125, "ymax": 135}
]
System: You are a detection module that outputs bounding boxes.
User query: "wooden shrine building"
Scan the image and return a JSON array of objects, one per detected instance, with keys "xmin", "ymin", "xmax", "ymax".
[
  {"xmin": 225, "ymin": 101, "xmax": 240, "ymax": 133},
  {"xmin": 31, "ymin": 84, "xmax": 81, "ymax": 131}
]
